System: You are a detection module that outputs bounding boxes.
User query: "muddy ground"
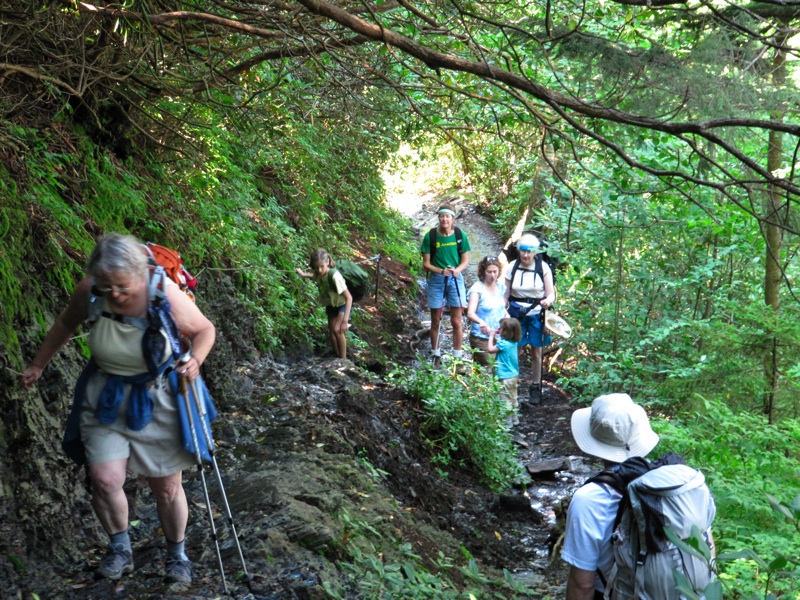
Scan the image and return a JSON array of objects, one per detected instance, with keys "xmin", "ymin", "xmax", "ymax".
[{"xmin": 3, "ymin": 198, "xmax": 593, "ymax": 600}]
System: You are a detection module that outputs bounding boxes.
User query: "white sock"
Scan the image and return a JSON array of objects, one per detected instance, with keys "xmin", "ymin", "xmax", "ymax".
[
  {"xmin": 452, "ymin": 349, "xmax": 463, "ymax": 358},
  {"xmin": 432, "ymin": 348, "xmax": 442, "ymax": 357}
]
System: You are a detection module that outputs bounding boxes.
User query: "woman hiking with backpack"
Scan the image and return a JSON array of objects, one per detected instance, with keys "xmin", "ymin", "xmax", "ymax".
[
  {"xmin": 20, "ymin": 233, "xmax": 216, "ymax": 586},
  {"xmin": 503, "ymin": 233, "xmax": 555, "ymax": 403},
  {"xmin": 420, "ymin": 203, "xmax": 471, "ymax": 365},
  {"xmin": 296, "ymin": 248, "xmax": 353, "ymax": 359}
]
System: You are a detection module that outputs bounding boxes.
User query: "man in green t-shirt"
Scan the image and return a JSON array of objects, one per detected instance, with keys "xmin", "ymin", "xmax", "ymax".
[{"xmin": 420, "ymin": 203, "xmax": 471, "ymax": 364}]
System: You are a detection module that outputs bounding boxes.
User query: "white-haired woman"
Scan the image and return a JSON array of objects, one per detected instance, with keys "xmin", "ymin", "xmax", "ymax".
[
  {"xmin": 21, "ymin": 233, "xmax": 215, "ymax": 586},
  {"xmin": 503, "ymin": 234, "xmax": 555, "ymax": 403}
]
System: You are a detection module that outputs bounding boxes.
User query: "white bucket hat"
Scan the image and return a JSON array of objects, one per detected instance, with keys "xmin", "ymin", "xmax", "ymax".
[
  {"xmin": 570, "ymin": 393, "xmax": 659, "ymax": 463},
  {"xmin": 544, "ymin": 312, "xmax": 572, "ymax": 338}
]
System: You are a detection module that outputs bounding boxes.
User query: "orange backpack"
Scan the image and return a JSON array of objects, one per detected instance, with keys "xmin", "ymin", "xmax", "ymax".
[{"xmin": 143, "ymin": 242, "xmax": 197, "ymax": 302}]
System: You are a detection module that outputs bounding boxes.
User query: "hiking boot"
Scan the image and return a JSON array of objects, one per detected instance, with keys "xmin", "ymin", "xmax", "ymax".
[
  {"xmin": 432, "ymin": 354, "xmax": 442, "ymax": 367},
  {"xmin": 528, "ymin": 383, "xmax": 541, "ymax": 405},
  {"xmin": 454, "ymin": 362, "xmax": 468, "ymax": 375},
  {"xmin": 165, "ymin": 557, "xmax": 193, "ymax": 585},
  {"xmin": 96, "ymin": 545, "xmax": 134, "ymax": 580}
]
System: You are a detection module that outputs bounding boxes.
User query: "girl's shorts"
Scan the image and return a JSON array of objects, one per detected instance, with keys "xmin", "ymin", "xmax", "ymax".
[{"xmin": 326, "ymin": 304, "xmax": 346, "ymax": 319}]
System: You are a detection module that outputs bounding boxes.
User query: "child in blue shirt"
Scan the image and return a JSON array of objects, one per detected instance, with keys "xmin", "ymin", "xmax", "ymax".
[{"xmin": 488, "ymin": 318, "xmax": 522, "ymax": 426}]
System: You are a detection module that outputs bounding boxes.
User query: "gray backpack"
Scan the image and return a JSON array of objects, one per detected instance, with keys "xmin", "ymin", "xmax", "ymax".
[{"xmin": 588, "ymin": 457, "xmax": 717, "ymax": 599}]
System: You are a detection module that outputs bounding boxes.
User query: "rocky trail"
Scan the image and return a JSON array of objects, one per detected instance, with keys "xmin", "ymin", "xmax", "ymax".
[{"xmin": 3, "ymin": 195, "xmax": 595, "ymax": 600}]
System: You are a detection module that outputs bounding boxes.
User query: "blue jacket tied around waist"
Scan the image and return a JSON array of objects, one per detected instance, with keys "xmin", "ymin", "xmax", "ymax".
[{"xmin": 63, "ymin": 358, "xmax": 217, "ymax": 465}]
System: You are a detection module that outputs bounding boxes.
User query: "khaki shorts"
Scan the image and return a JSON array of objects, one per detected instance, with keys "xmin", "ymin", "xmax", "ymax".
[
  {"xmin": 81, "ymin": 371, "xmax": 195, "ymax": 477},
  {"xmin": 469, "ymin": 334, "xmax": 495, "ymax": 367}
]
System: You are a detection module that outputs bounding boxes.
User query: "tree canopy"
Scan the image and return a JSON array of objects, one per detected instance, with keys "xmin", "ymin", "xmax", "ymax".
[{"xmin": 5, "ymin": 0, "xmax": 800, "ymax": 204}]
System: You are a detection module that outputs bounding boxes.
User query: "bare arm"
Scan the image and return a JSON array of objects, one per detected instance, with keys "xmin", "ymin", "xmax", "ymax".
[
  {"xmin": 453, "ymin": 250, "xmax": 469, "ymax": 276},
  {"xmin": 486, "ymin": 330, "xmax": 499, "ymax": 353},
  {"xmin": 21, "ymin": 278, "xmax": 91, "ymax": 389},
  {"xmin": 466, "ymin": 290, "xmax": 480, "ymax": 322},
  {"xmin": 540, "ymin": 263, "xmax": 556, "ymax": 309},
  {"xmin": 565, "ymin": 566, "xmax": 596, "ymax": 600},
  {"xmin": 295, "ymin": 267, "xmax": 314, "ymax": 279},
  {"xmin": 167, "ymin": 284, "xmax": 215, "ymax": 381},
  {"xmin": 338, "ymin": 288, "xmax": 353, "ymax": 334}
]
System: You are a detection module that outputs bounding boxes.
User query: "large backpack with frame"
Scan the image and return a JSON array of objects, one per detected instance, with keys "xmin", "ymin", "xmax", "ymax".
[
  {"xmin": 328, "ymin": 259, "xmax": 369, "ymax": 303},
  {"xmin": 502, "ymin": 230, "xmax": 558, "ymax": 285},
  {"xmin": 585, "ymin": 453, "xmax": 717, "ymax": 600}
]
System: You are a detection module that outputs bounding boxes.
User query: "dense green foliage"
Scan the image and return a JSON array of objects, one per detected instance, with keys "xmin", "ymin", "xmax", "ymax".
[
  {"xmin": 393, "ymin": 363, "xmax": 525, "ymax": 492},
  {"xmin": 656, "ymin": 401, "xmax": 800, "ymax": 598},
  {"xmin": 0, "ymin": 94, "xmax": 418, "ymax": 361}
]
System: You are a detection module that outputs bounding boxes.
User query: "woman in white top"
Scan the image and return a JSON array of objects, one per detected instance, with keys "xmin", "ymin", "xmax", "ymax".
[
  {"xmin": 503, "ymin": 234, "xmax": 555, "ymax": 403},
  {"xmin": 466, "ymin": 256, "xmax": 507, "ymax": 366}
]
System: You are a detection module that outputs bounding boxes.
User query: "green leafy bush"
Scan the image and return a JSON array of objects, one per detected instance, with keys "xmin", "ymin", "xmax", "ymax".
[
  {"xmin": 393, "ymin": 363, "xmax": 525, "ymax": 492},
  {"xmin": 654, "ymin": 399, "xmax": 800, "ymax": 598}
]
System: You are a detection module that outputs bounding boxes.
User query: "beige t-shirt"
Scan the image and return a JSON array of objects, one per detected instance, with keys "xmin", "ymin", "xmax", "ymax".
[{"xmin": 318, "ymin": 269, "xmax": 348, "ymax": 307}]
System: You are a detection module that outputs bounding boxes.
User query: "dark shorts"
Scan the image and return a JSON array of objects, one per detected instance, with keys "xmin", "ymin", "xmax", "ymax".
[
  {"xmin": 520, "ymin": 312, "xmax": 552, "ymax": 348},
  {"xmin": 326, "ymin": 305, "xmax": 346, "ymax": 319}
]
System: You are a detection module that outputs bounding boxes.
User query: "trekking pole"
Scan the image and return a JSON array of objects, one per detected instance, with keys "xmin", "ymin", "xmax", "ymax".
[
  {"xmin": 189, "ymin": 377, "xmax": 251, "ymax": 587},
  {"xmin": 539, "ymin": 306, "xmax": 547, "ymax": 396},
  {"xmin": 178, "ymin": 370, "xmax": 229, "ymax": 595},
  {"xmin": 432, "ymin": 273, "xmax": 450, "ymax": 364},
  {"xmin": 374, "ymin": 254, "xmax": 381, "ymax": 303}
]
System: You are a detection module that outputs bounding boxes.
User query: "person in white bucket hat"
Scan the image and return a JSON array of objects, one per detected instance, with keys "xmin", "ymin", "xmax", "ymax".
[{"xmin": 561, "ymin": 393, "xmax": 659, "ymax": 599}]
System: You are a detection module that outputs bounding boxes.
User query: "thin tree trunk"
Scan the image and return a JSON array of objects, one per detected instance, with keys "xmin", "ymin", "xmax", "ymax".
[
  {"xmin": 613, "ymin": 224, "xmax": 625, "ymax": 355},
  {"xmin": 762, "ymin": 26, "xmax": 789, "ymax": 423}
]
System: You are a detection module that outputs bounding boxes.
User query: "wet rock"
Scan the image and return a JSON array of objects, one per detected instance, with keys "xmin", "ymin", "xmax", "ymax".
[{"xmin": 525, "ymin": 457, "xmax": 572, "ymax": 479}]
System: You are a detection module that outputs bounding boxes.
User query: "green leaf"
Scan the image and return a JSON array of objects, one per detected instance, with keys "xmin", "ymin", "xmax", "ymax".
[
  {"xmin": 663, "ymin": 526, "xmax": 710, "ymax": 563},
  {"xmin": 702, "ymin": 579, "xmax": 724, "ymax": 600},
  {"xmin": 673, "ymin": 570, "xmax": 701, "ymax": 599},
  {"xmin": 768, "ymin": 556, "xmax": 788, "ymax": 571},
  {"xmin": 767, "ymin": 494, "xmax": 794, "ymax": 521}
]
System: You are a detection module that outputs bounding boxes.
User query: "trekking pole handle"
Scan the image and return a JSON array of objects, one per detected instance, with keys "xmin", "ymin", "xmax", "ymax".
[{"xmin": 179, "ymin": 351, "xmax": 195, "ymax": 377}]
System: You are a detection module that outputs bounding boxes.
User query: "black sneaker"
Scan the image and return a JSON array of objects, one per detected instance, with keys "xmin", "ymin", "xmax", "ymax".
[
  {"xmin": 165, "ymin": 557, "xmax": 193, "ymax": 585},
  {"xmin": 96, "ymin": 545, "xmax": 134, "ymax": 580},
  {"xmin": 528, "ymin": 383, "xmax": 542, "ymax": 405}
]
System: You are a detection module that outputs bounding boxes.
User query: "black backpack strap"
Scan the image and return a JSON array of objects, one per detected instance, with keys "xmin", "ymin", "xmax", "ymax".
[
  {"xmin": 428, "ymin": 227, "xmax": 438, "ymax": 264},
  {"xmin": 535, "ymin": 254, "xmax": 543, "ymax": 285},
  {"xmin": 508, "ymin": 259, "xmax": 520, "ymax": 296},
  {"xmin": 454, "ymin": 226, "xmax": 463, "ymax": 256}
]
